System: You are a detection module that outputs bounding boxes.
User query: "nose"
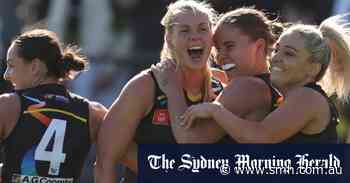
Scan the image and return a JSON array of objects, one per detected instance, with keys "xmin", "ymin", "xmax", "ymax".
[
  {"xmin": 189, "ymin": 32, "xmax": 201, "ymax": 42},
  {"xmin": 215, "ymin": 48, "xmax": 228, "ymax": 65},
  {"xmin": 3, "ymin": 67, "xmax": 11, "ymax": 81},
  {"xmin": 270, "ymin": 51, "xmax": 282, "ymax": 64}
]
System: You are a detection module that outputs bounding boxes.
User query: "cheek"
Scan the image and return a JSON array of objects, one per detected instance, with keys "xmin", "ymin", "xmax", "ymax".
[
  {"xmin": 172, "ymin": 39, "xmax": 186, "ymax": 53},
  {"xmin": 205, "ymin": 34, "xmax": 214, "ymax": 46},
  {"xmin": 285, "ymin": 60, "xmax": 305, "ymax": 78}
]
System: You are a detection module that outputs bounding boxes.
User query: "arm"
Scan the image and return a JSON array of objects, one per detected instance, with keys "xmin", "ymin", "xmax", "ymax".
[
  {"xmin": 190, "ymin": 87, "xmax": 326, "ymax": 143},
  {"xmin": 120, "ymin": 142, "xmax": 138, "ymax": 173},
  {"xmin": 152, "ymin": 60, "xmax": 271, "ymax": 143},
  {"xmin": 151, "ymin": 62, "xmax": 224, "ymax": 143},
  {"xmin": 95, "ymin": 72, "xmax": 153, "ymax": 183},
  {"xmin": 89, "ymin": 101, "xmax": 138, "ymax": 173},
  {"xmin": 168, "ymin": 77, "xmax": 270, "ymax": 143},
  {"xmin": 88, "ymin": 101, "xmax": 107, "ymax": 143},
  {"xmin": 0, "ymin": 93, "xmax": 20, "ymax": 142}
]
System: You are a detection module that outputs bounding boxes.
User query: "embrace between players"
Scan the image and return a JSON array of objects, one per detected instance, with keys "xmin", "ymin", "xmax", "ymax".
[{"xmin": 0, "ymin": 0, "xmax": 350, "ymax": 182}]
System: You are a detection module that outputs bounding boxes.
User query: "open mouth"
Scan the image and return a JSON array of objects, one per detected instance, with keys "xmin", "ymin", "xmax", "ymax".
[
  {"xmin": 221, "ymin": 63, "xmax": 236, "ymax": 71},
  {"xmin": 188, "ymin": 46, "xmax": 204, "ymax": 60}
]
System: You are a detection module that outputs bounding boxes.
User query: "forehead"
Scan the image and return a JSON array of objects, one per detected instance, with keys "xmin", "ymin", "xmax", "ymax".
[
  {"xmin": 172, "ymin": 10, "xmax": 210, "ymax": 28},
  {"xmin": 278, "ymin": 31, "xmax": 306, "ymax": 48},
  {"xmin": 6, "ymin": 43, "xmax": 19, "ymax": 61},
  {"xmin": 214, "ymin": 24, "xmax": 249, "ymax": 40}
]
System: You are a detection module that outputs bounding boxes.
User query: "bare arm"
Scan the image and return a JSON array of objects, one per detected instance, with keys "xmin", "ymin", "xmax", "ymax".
[
  {"xmin": 152, "ymin": 60, "xmax": 271, "ymax": 143},
  {"xmin": 95, "ymin": 72, "xmax": 153, "ymax": 183},
  {"xmin": 120, "ymin": 142, "xmax": 138, "ymax": 173},
  {"xmin": 89, "ymin": 101, "xmax": 138, "ymax": 173},
  {"xmin": 0, "ymin": 93, "xmax": 20, "ymax": 142},
  {"xmin": 185, "ymin": 87, "xmax": 327, "ymax": 143},
  {"xmin": 151, "ymin": 62, "xmax": 224, "ymax": 143},
  {"xmin": 167, "ymin": 77, "xmax": 270, "ymax": 143},
  {"xmin": 88, "ymin": 101, "xmax": 107, "ymax": 143}
]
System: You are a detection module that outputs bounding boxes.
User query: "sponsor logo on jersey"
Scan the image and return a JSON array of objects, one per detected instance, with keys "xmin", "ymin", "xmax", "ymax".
[
  {"xmin": 11, "ymin": 174, "xmax": 73, "ymax": 183},
  {"xmin": 152, "ymin": 109, "xmax": 170, "ymax": 126}
]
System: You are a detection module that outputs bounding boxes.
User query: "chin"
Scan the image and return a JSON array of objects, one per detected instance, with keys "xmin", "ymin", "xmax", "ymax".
[{"xmin": 184, "ymin": 61, "xmax": 207, "ymax": 70}]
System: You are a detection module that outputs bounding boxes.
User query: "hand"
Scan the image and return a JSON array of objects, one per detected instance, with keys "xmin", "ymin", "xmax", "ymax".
[
  {"xmin": 151, "ymin": 59, "xmax": 182, "ymax": 95},
  {"xmin": 181, "ymin": 102, "xmax": 222, "ymax": 129}
]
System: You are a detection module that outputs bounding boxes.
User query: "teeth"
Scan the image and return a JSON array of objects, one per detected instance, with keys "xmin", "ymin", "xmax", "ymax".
[
  {"xmin": 221, "ymin": 63, "xmax": 236, "ymax": 71},
  {"xmin": 271, "ymin": 66, "xmax": 283, "ymax": 72},
  {"xmin": 189, "ymin": 46, "xmax": 203, "ymax": 51}
]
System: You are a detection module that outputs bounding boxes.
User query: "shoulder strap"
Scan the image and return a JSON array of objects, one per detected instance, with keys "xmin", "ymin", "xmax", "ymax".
[{"xmin": 254, "ymin": 73, "xmax": 283, "ymax": 111}]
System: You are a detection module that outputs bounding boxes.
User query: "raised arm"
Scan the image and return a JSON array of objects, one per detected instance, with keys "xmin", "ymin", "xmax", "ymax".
[{"xmin": 95, "ymin": 72, "xmax": 153, "ymax": 183}]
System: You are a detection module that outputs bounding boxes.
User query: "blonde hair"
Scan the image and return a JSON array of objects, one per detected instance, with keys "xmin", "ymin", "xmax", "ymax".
[
  {"xmin": 284, "ymin": 14, "xmax": 350, "ymax": 102},
  {"xmin": 160, "ymin": 0, "xmax": 218, "ymax": 101},
  {"xmin": 160, "ymin": 0, "xmax": 217, "ymax": 61},
  {"xmin": 319, "ymin": 14, "xmax": 350, "ymax": 102}
]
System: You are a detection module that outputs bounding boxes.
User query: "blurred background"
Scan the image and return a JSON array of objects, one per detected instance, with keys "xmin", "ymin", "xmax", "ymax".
[{"xmin": 0, "ymin": 0, "xmax": 349, "ymax": 182}]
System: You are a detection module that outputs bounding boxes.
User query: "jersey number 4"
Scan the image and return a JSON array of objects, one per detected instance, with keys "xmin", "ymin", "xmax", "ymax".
[{"xmin": 34, "ymin": 119, "xmax": 67, "ymax": 175}]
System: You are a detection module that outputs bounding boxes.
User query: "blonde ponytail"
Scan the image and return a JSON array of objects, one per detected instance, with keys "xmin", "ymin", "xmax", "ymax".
[{"xmin": 319, "ymin": 14, "xmax": 350, "ymax": 102}]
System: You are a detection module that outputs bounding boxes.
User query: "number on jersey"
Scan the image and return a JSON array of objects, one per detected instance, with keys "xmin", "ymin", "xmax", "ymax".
[{"xmin": 34, "ymin": 119, "xmax": 67, "ymax": 175}]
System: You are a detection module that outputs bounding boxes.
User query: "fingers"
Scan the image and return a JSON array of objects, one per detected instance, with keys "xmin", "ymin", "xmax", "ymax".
[
  {"xmin": 181, "ymin": 105, "xmax": 195, "ymax": 129},
  {"xmin": 151, "ymin": 64, "xmax": 161, "ymax": 77},
  {"xmin": 153, "ymin": 60, "xmax": 176, "ymax": 74},
  {"xmin": 164, "ymin": 59, "xmax": 176, "ymax": 66},
  {"xmin": 161, "ymin": 59, "xmax": 177, "ymax": 71}
]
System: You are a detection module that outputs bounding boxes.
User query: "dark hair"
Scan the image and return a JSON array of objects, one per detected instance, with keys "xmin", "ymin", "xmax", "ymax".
[
  {"xmin": 215, "ymin": 7, "xmax": 285, "ymax": 54},
  {"xmin": 13, "ymin": 29, "xmax": 88, "ymax": 80}
]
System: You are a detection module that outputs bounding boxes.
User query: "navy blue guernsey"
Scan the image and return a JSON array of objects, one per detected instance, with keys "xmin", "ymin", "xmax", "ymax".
[
  {"xmin": 123, "ymin": 71, "xmax": 224, "ymax": 183},
  {"xmin": 282, "ymin": 83, "xmax": 339, "ymax": 143},
  {"xmin": 218, "ymin": 73, "xmax": 283, "ymax": 144},
  {"xmin": 134, "ymin": 70, "xmax": 224, "ymax": 144},
  {"xmin": 1, "ymin": 84, "xmax": 90, "ymax": 183}
]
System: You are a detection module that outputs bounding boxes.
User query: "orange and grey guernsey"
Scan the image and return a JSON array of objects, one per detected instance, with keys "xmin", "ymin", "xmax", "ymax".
[{"xmin": 1, "ymin": 84, "xmax": 90, "ymax": 183}]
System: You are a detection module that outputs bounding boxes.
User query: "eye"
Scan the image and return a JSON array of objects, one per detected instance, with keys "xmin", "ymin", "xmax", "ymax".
[
  {"xmin": 225, "ymin": 43, "xmax": 235, "ymax": 50},
  {"xmin": 180, "ymin": 29, "xmax": 189, "ymax": 33},
  {"xmin": 200, "ymin": 27, "xmax": 209, "ymax": 32},
  {"xmin": 284, "ymin": 51, "xmax": 295, "ymax": 57}
]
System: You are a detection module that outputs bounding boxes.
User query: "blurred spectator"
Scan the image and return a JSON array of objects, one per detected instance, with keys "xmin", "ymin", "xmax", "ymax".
[
  {"xmin": 0, "ymin": 0, "xmax": 22, "ymax": 94},
  {"xmin": 332, "ymin": 0, "xmax": 350, "ymax": 15}
]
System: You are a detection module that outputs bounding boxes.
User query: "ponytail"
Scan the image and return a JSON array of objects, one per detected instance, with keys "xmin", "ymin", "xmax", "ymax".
[
  {"xmin": 319, "ymin": 14, "xmax": 350, "ymax": 102},
  {"xmin": 13, "ymin": 29, "xmax": 89, "ymax": 81},
  {"xmin": 59, "ymin": 45, "xmax": 89, "ymax": 80}
]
